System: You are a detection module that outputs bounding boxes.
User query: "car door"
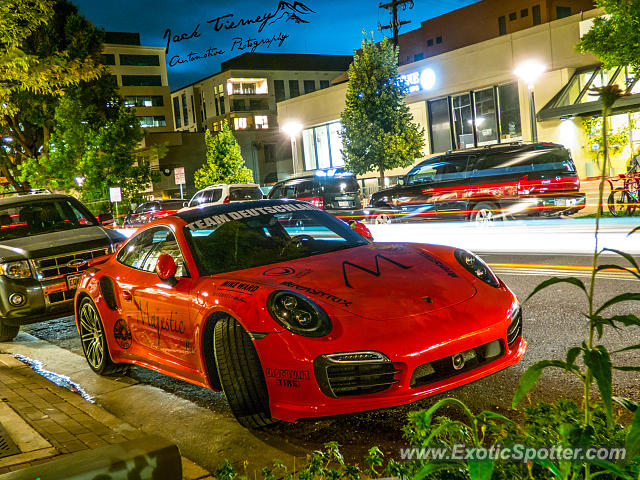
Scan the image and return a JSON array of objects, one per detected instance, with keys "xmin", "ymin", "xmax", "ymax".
[
  {"xmin": 432, "ymin": 155, "xmax": 472, "ymax": 219},
  {"xmin": 392, "ymin": 158, "xmax": 442, "ymax": 221},
  {"xmin": 115, "ymin": 226, "xmax": 199, "ymax": 377}
]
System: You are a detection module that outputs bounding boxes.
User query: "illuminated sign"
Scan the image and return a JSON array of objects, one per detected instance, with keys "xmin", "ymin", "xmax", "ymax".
[{"xmin": 399, "ymin": 68, "xmax": 436, "ymax": 93}]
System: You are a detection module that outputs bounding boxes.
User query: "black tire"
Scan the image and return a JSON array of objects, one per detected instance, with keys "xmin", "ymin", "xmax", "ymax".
[
  {"xmin": 0, "ymin": 318, "xmax": 19, "ymax": 342},
  {"xmin": 78, "ymin": 298, "xmax": 128, "ymax": 376},
  {"xmin": 470, "ymin": 202, "xmax": 502, "ymax": 223},
  {"xmin": 373, "ymin": 213, "xmax": 392, "ymax": 224},
  {"xmin": 607, "ymin": 189, "xmax": 633, "ymax": 217},
  {"xmin": 214, "ymin": 317, "xmax": 276, "ymax": 429}
]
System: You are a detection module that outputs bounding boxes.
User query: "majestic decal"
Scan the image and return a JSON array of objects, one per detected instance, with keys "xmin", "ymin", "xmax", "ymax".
[
  {"xmin": 265, "ymin": 368, "xmax": 310, "ymax": 388},
  {"xmin": 186, "ymin": 203, "xmax": 317, "ymax": 231},
  {"xmin": 281, "ymin": 281, "xmax": 351, "ymax": 307},
  {"xmin": 342, "ymin": 254, "xmax": 412, "ymax": 288},
  {"xmin": 136, "ymin": 300, "xmax": 185, "ymax": 346},
  {"xmin": 417, "ymin": 251, "xmax": 459, "ymax": 278},
  {"xmin": 220, "ymin": 280, "xmax": 259, "ymax": 292},
  {"xmin": 113, "ymin": 318, "xmax": 132, "ymax": 349}
]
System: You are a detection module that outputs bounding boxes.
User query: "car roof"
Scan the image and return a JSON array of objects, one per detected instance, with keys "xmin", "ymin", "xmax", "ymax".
[
  {"xmin": 0, "ymin": 193, "xmax": 76, "ymax": 207},
  {"xmin": 197, "ymin": 183, "xmax": 259, "ymax": 191},
  {"xmin": 175, "ymin": 199, "xmax": 312, "ymax": 222}
]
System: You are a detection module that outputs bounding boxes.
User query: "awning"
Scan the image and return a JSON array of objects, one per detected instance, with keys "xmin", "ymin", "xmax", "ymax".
[{"xmin": 538, "ymin": 65, "xmax": 640, "ymax": 121}]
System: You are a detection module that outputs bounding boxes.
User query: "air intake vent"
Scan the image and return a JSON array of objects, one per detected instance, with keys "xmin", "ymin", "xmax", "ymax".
[
  {"xmin": 507, "ymin": 309, "xmax": 523, "ymax": 346},
  {"xmin": 99, "ymin": 276, "xmax": 118, "ymax": 311}
]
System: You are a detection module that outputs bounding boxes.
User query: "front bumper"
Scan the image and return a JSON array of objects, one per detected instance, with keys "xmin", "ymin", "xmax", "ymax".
[
  {"xmin": 0, "ymin": 276, "xmax": 74, "ymax": 326},
  {"xmin": 256, "ymin": 290, "xmax": 526, "ymax": 422}
]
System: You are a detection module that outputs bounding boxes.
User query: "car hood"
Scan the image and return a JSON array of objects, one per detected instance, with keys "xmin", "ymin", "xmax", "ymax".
[
  {"xmin": 231, "ymin": 243, "xmax": 477, "ymax": 320},
  {"xmin": 0, "ymin": 226, "xmax": 124, "ymax": 262}
]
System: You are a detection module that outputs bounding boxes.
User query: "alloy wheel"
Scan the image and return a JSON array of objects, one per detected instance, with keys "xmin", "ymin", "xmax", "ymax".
[{"xmin": 79, "ymin": 302, "xmax": 105, "ymax": 370}]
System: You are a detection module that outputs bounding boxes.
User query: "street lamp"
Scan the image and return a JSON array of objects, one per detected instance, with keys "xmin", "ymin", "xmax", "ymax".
[
  {"xmin": 282, "ymin": 121, "xmax": 303, "ymax": 176},
  {"xmin": 514, "ymin": 60, "xmax": 546, "ymax": 143}
]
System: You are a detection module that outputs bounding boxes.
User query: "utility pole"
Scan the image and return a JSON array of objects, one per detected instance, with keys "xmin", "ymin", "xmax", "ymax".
[{"xmin": 378, "ymin": 0, "xmax": 414, "ymax": 46}]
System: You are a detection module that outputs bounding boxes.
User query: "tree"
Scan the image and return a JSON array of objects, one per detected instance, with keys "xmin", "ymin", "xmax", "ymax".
[
  {"xmin": 576, "ymin": 0, "xmax": 640, "ymax": 76},
  {"xmin": 194, "ymin": 121, "xmax": 255, "ymax": 189},
  {"xmin": 341, "ymin": 35, "xmax": 425, "ymax": 187},
  {"xmin": 0, "ymin": 0, "xmax": 105, "ymax": 190}
]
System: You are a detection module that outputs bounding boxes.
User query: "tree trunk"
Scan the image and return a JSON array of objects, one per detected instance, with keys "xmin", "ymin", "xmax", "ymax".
[{"xmin": 379, "ymin": 162, "xmax": 385, "ymax": 190}]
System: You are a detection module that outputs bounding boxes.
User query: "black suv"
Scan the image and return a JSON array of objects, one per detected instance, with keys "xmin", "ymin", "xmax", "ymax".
[
  {"xmin": 268, "ymin": 172, "xmax": 362, "ymax": 216},
  {"xmin": 366, "ymin": 142, "xmax": 586, "ymax": 223},
  {"xmin": 0, "ymin": 194, "xmax": 125, "ymax": 341}
]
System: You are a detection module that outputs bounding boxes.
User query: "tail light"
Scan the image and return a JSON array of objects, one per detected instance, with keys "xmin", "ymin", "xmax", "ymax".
[
  {"xmin": 223, "ymin": 196, "xmax": 230, "ymax": 204},
  {"xmin": 310, "ymin": 196, "xmax": 323, "ymax": 209},
  {"xmin": 517, "ymin": 175, "xmax": 531, "ymax": 195}
]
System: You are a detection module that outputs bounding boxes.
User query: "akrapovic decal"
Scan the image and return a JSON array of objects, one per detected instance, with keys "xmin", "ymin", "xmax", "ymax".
[
  {"xmin": 280, "ymin": 281, "xmax": 352, "ymax": 307},
  {"xmin": 417, "ymin": 251, "xmax": 459, "ymax": 278},
  {"xmin": 186, "ymin": 203, "xmax": 318, "ymax": 231}
]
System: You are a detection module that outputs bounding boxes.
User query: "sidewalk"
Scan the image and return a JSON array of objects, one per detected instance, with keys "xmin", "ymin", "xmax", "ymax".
[{"xmin": 0, "ymin": 353, "xmax": 213, "ymax": 479}]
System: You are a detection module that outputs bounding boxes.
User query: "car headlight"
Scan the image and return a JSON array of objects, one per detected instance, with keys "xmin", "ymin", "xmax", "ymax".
[
  {"xmin": 267, "ymin": 291, "xmax": 332, "ymax": 337},
  {"xmin": 454, "ymin": 249, "xmax": 500, "ymax": 288},
  {"xmin": 1, "ymin": 261, "xmax": 33, "ymax": 280}
]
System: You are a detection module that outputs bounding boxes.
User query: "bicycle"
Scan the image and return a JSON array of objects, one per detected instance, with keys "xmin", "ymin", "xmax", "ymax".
[{"xmin": 607, "ymin": 154, "xmax": 640, "ymax": 216}]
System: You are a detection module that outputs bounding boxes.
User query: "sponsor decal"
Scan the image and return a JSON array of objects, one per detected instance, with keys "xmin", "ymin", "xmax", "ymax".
[
  {"xmin": 265, "ymin": 368, "xmax": 310, "ymax": 388},
  {"xmin": 220, "ymin": 280, "xmax": 259, "ymax": 292},
  {"xmin": 281, "ymin": 281, "xmax": 351, "ymax": 307},
  {"xmin": 136, "ymin": 300, "xmax": 185, "ymax": 346},
  {"xmin": 113, "ymin": 318, "xmax": 132, "ymax": 349},
  {"xmin": 216, "ymin": 291, "xmax": 248, "ymax": 303},
  {"xmin": 417, "ymin": 251, "xmax": 459, "ymax": 278},
  {"xmin": 186, "ymin": 203, "xmax": 318, "ymax": 232},
  {"xmin": 342, "ymin": 254, "xmax": 412, "ymax": 288},
  {"xmin": 263, "ymin": 266, "xmax": 296, "ymax": 276}
]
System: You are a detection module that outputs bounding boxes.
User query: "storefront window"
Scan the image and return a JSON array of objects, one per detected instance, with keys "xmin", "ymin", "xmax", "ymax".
[
  {"xmin": 474, "ymin": 88, "xmax": 498, "ymax": 146},
  {"xmin": 428, "ymin": 98, "xmax": 452, "ymax": 153},
  {"xmin": 315, "ymin": 126, "xmax": 331, "ymax": 169},
  {"xmin": 497, "ymin": 83, "xmax": 522, "ymax": 141},
  {"xmin": 302, "ymin": 129, "xmax": 317, "ymax": 170},
  {"xmin": 328, "ymin": 123, "xmax": 345, "ymax": 167},
  {"xmin": 452, "ymin": 93, "xmax": 474, "ymax": 149},
  {"xmin": 301, "ymin": 122, "xmax": 345, "ymax": 171}
]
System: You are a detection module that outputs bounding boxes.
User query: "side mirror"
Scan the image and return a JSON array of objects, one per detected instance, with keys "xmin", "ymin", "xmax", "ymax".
[
  {"xmin": 98, "ymin": 213, "xmax": 114, "ymax": 226},
  {"xmin": 349, "ymin": 221, "xmax": 374, "ymax": 243},
  {"xmin": 155, "ymin": 254, "xmax": 178, "ymax": 285},
  {"xmin": 182, "ymin": 201, "xmax": 188, "ymax": 208},
  {"xmin": 398, "ymin": 178, "xmax": 405, "ymax": 186}
]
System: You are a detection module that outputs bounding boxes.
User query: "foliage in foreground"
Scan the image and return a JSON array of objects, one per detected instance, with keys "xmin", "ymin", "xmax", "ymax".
[{"xmin": 194, "ymin": 121, "xmax": 255, "ymax": 190}]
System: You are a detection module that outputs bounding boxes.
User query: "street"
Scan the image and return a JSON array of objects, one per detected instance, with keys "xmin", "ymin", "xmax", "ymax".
[{"xmin": 2, "ymin": 218, "xmax": 638, "ymax": 474}]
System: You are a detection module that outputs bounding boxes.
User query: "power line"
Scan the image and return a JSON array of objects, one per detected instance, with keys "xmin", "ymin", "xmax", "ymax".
[{"xmin": 378, "ymin": 0, "xmax": 414, "ymax": 46}]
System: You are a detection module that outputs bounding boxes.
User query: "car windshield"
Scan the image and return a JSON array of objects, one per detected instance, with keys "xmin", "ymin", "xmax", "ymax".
[
  {"xmin": 0, "ymin": 199, "xmax": 98, "ymax": 240},
  {"xmin": 184, "ymin": 206, "xmax": 369, "ymax": 275},
  {"xmin": 321, "ymin": 176, "xmax": 360, "ymax": 193},
  {"xmin": 229, "ymin": 187, "xmax": 263, "ymax": 201}
]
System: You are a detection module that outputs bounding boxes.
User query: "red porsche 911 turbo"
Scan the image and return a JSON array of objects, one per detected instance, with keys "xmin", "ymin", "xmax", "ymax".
[{"xmin": 74, "ymin": 200, "xmax": 526, "ymax": 428}]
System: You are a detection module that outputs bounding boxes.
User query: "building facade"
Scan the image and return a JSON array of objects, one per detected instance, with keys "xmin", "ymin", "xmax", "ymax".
[
  {"xmin": 170, "ymin": 53, "xmax": 352, "ymax": 184},
  {"xmin": 277, "ymin": 7, "xmax": 640, "ymax": 196},
  {"xmin": 103, "ymin": 32, "xmax": 174, "ymax": 133}
]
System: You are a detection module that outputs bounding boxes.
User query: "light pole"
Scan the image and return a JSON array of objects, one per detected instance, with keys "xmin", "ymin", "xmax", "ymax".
[
  {"xmin": 514, "ymin": 60, "xmax": 546, "ymax": 143},
  {"xmin": 282, "ymin": 121, "xmax": 303, "ymax": 176}
]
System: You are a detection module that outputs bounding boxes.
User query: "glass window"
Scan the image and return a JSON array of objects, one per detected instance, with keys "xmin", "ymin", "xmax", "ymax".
[
  {"xmin": 191, "ymin": 95, "xmax": 196, "ymax": 124},
  {"xmin": 532, "ymin": 5, "xmax": 541, "ymax": 25},
  {"xmin": 289, "ymin": 80, "xmax": 300, "ymax": 98},
  {"xmin": 556, "ymin": 6, "xmax": 571, "ymax": 19},
  {"xmin": 214, "ymin": 97, "xmax": 219, "ymax": 116},
  {"xmin": 474, "ymin": 88, "xmax": 498, "ymax": 146},
  {"xmin": 414, "ymin": 53, "xmax": 424, "ymax": 62},
  {"xmin": 119, "ymin": 54, "xmax": 160, "ymax": 66},
  {"xmin": 124, "ymin": 96, "xmax": 164, "ymax": 108},
  {"xmin": 268, "ymin": 185, "xmax": 283, "ymax": 198},
  {"xmin": 265, "ymin": 144, "xmax": 276, "ymax": 163},
  {"xmin": 219, "ymin": 95, "xmax": 225, "ymax": 115},
  {"xmin": 555, "ymin": 68, "xmax": 596, "ymax": 107},
  {"xmin": 138, "ymin": 116, "xmax": 166, "ymax": 128},
  {"xmin": 249, "ymin": 99, "xmax": 268, "ymax": 110},
  {"xmin": 498, "ymin": 16, "xmax": 506, "ymax": 35},
  {"xmin": 229, "ymin": 187, "xmax": 263, "ymax": 201},
  {"xmin": 234, "ymin": 117, "xmax": 247, "ymax": 129},
  {"xmin": 172, "ymin": 97, "xmax": 181, "ymax": 128},
  {"xmin": 232, "ymin": 99, "xmax": 246, "ymax": 111},
  {"xmin": 302, "ymin": 128, "xmax": 317, "ymax": 170},
  {"xmin": 204, "ymin": 189, "xmax": 223, "ymax": 204},
  {"xmin": 435, "ymin": 156, "xmax": 470, "ymax": 181},
  {"xmin": 509, "ymin": 12, "xmax": 516, "ymax": 21},
  {"xmin": 118, "ymin": 228, "xmax": 186, "ymax": 277},
  {"xmin": 428, "ymin": 98, "xmax": 452, "ymax": 153},
  {"xmin": 427, "ymin": 38, "xmax": 434, "ymax": 46},
  {"xmin": 328, "ymin": 123, "xmax": 345, "ymax": 167},
  {"xmin": 315, "ymin": 125, "xmax": 331, "ymax": 169},
  {"xmin": 582, "ymin": 68, "xmax": 621, "ymax": 103},
  {"xmin": 436, "ymin": 36, "xmax": 442, "ymax": 44},
  {"xmin": 255, "ymin": 115, "xmax": 268, "ymax": 129},
  {"xmin": 320, "ymin": 80, "xmax": 330, "ymax": 89},
  {"xmin": 406, "ymin": 160, "xmax": 440, "ymax": 184},
  {"xmin": 304, "ymin": 80, "xmax": 316, "ymax": 94},
  {"xmin": 451, "ymin": 93, "xmax": 474, "ymax": 149},
  {"xmin": 274, "ymin": 80, "xmax": 285, "ymax": 102},
  {"xmin": 202, "ymin": 98, "xmax": 207, "ymax": 119},
  {"xmin": 521, "ymin": 8, "xmax": 528, "ymax": 17},
  {"xmin": 121, "ymin": 75, "xmax": 162, "ymax": 87},
  {"xmin": 497, "ymin": 83, "xmax": 522, "ymax": 140},
  {"xmin": 101, "ymin": 54, "xmax": 115, "ymax": 65},
  {"xmin": 181, "ymin": 93, "xmax": 189, "ymax": 126},
  {"xmin": 296, "ymin": 180, "xmax": 315, "ymax": 197}
]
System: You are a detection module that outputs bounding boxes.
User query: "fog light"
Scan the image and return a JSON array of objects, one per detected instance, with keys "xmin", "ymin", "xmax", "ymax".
[{"xmin": 8, "ymin": 293, "xmax": 25, "ymax": 306}]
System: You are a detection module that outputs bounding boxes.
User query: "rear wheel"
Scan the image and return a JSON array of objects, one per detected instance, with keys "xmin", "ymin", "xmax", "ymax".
[
  {"xmin": 470, "ymin": 202, "xmax": 501, "ymax": 223},
  {"xmin": 373, "ymin": 213, "xmax": 392, "ymax": 224},
  {"xmin": 78, "ymin": 298, "xmax": 127, "ymax": 375},
  {"xmin": 0, "ymin": 318, "xmax": 19, "ymax": 342},
  {"xmin": 607, "ymin": 189, "xmax": 633, "ymax": 217},
  {"xmin": 214, "ymin": 317, "xmax": 276, "ymax": 429}
]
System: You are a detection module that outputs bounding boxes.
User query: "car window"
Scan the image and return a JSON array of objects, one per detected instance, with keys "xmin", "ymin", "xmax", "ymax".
[
  {"xmin": 117, "ymin": 227, "xmax": 187, "ymax": 276},
  {"xmin": 433, "ymin": 156, "xmax": 470, "ymax": 181},
  {"xmin": 204, "ymin": 189, "xmax": 223, "ymax": 204},
  {"xmin": 133, "ymin": 203, "xmax": 147, "ymax": 214},
  {"xmin": 529, "ymin": 149, "xmax": 576, "ymax": 173},
  {"xmin": 268, "ymin": 185, "xmax": 283, "ymax": 199},
  {"xmin": 295, "ymin": 180, "xmax": 315, "ymax": 197},
  {"xmin": 472, "ymin": 152, "xmax": 531, "ymax": 177},
  {"xmin": 406, "ymin": 161, "xmax": 440, "ymax": 184},
  {"xmin": 229, "ymin": 187, "xmax": 263, "ymax": 201},
  {"xmin": 321, "ymin": 176, "xmax": 360, "ymax": 193},
  {"xmin": 189, "ymin": 191, "xmax": 205, "ymax": 207}
]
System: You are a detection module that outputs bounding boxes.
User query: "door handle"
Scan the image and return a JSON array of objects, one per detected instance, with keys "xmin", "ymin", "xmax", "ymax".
[{"xmin": 122, "ymin": 290, "xmax": 133, "ymax": 302}]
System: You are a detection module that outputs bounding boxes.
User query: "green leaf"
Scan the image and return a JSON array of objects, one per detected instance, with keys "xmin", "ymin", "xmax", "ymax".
[
  {"xmin": 468, "ymin": 460, "xmax": 494, "ymax": 480},
  {"xmin": 594, "ymin": 263, "xmax": 640, "ymax": 281},
  {"xmin": 413, "ymin": 462, "xmax": 453, "ymax": 480},
  {"xmin": 583, "ymin": 346, "xmax": 613, "ymax": 428},
  {"xmin": 512, "ymin": 360, "xmax": 582, "ymax": 407},
  {"xmin": 600, "ymin": 247, "xmax": 640, "ymax": 273},
  {"xmin": 476, "ymin": 411, "xmax": 515, "ymax": 424},
  {"xmin": 612, "ymin": 343, "xmax": 640, "ymax": 354},
  {"xmin": 595, "ymin": 293, "xmax": 640, "ymax": 315},
  {"xmin": 612, "ymin": 396, "xmax": 638, "ymax": 413},
  {"xmin": 533, "ymin": 459, "xmax": 562, "ymax": 478},
  {"xmin": 525, "ymin": 277, "xmax": 587, "ymax": 303},
  {"xmin": 589, "ymin": 460, "xmax": 633, "ymax": 479},
  {"xmin": 613, "ymin": 365, "xmax": 640, "ymax": 372},
  {"xmin": 626, "ymin": 405, "xmax": 640, "ymax": 462},
  {"xmin": 566, "ymin": 346, "xmax": 582, "ymax": 365}
]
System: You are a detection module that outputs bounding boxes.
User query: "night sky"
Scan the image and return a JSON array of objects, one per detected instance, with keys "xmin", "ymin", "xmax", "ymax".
[{"xmin": 70, "ymin": 0, "xmax": 477, "ymax": 90}]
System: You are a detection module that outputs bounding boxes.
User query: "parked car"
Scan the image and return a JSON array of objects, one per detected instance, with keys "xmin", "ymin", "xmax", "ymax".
[
  {"xmin": 366, "ymin": 142, "xmax": 586, "ymax": 223},
  {"xmin": 267, "ymin": 171, "xmax": 363, "ymax": 216},
  {"xmin": 75, "ymin": 199, "xmax": 525, "ymax": 428},
  {"xmin": 0, "ymin": 194, "xmax": 125, "ymax": 341},
  {"xmin": 187, "ymin": 184, "xmax": 263, "ymax": 208},
  {"xmin": 123, "ymin": 199, "xmax": 186, "ymax": 227}
]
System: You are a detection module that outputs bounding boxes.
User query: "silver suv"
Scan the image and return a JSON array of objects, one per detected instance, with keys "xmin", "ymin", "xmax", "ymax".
[{"xmin": 187, "ymin": 184, "xmax": 264, "ymax": 208}]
